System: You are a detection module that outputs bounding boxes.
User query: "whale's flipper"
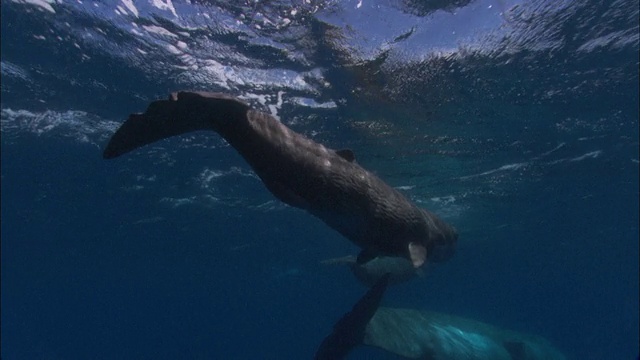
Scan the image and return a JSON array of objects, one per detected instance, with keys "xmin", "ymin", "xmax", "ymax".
[
  {"xmin": 357, "ymin": 242, "xmax": 427, "ymax": 269},
  {"xmin": 314, "ymin": 273, "xmax": 390, "ymax": 360},
  {"xmin": 103, "ymin": 92, "xmax": 249, "ymax": 159}
]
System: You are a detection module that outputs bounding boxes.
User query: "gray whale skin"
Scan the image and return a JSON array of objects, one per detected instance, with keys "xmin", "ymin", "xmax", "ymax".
[{"xmin": 103, "ymin": 91, "xmax": 458, "ymax": 267}]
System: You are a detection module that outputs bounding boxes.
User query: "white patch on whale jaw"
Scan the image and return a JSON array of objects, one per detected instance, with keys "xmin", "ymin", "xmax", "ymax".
[{"xmin": 408, "ymin": 242, "xmax": 427, "ymax": 268}]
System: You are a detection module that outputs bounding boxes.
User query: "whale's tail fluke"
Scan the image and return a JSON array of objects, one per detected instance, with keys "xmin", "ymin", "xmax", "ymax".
[
  {"xmin": 314, "ymin": 273, "xmax": 390, "ymax": 360},
  {"xmin": 103, "ymin": 92, "xmax": 249, "ymax": 159}
]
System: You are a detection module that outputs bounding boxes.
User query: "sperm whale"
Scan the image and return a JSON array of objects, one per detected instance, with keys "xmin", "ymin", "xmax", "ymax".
[{"xmin": 103, "ymin": 91, "xmax": 457, "ymax": 267}]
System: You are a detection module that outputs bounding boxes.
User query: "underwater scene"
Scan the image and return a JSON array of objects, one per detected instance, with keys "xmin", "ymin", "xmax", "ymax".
[{"xmin": 1, "ymin": 0, "xmax": 638, "ymax": 359}]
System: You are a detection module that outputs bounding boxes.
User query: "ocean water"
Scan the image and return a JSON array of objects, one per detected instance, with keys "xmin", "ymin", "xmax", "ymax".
[{"xmin": 1, "ymin": 0, "xmax": 638, "ymax": 359}]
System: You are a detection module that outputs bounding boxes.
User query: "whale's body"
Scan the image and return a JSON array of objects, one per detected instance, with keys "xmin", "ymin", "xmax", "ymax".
[
  {"xmin": 103, "ymin": 91, "xmax": 457, "ymax": 267},
  {"xmin": 316, "ymin": 277, "xmax": 567, "ymax": 360},
  {"xmin": 364, "ymin": 308, "xmax": 568, "ymax": 360}
]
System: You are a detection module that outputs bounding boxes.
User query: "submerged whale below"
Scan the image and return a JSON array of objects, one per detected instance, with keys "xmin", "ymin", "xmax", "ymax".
[
  {"xmin": 103, "ymin": 91, "xmax": 458, "ymax": 267},
  {"xmin": 317, "ymin": 276, "xmax": 567, "ymax": 360},
  {"xmin": 364, "ymin": 308, "xmax": 568, "ymax": 360}
]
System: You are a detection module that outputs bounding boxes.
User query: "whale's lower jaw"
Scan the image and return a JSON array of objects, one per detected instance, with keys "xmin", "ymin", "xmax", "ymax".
[{"xmin": 408, "ymin": 242, "xmax": 427, "ymax": 267}]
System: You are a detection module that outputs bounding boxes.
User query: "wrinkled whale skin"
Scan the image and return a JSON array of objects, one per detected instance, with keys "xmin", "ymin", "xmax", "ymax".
[{"xmin": 103, "ymin": 91, "xmax": 458, "ymax": 267}]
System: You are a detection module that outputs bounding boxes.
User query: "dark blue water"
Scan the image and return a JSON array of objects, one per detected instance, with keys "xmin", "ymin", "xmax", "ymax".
[{"xmin": 2, "ymin": 0, "xmax": 638, "ymax": 359}]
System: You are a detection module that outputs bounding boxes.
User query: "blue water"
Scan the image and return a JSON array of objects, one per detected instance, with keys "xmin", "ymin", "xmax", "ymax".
[{"xmin": 1, "ymin": 0, "xmax": 638, "ymax": 359}]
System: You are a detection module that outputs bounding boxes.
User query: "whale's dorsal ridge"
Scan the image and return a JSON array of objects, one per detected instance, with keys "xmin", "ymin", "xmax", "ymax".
[{"xmin": 336, "ymin": 149, "xmax": 356, "ymax": 162}]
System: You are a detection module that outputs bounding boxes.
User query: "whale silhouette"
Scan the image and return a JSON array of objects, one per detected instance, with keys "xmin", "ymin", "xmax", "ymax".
[
  {"xmin": 103, "ymin": 91, "xmax": 457, "ymax": 267},
  {"xmin": 316, "ymin": 275, "xmax": 567, "ymax": 360},
  {"xmin": 364, "ymin": 308, "xmax": 568, "ymax": 360}
]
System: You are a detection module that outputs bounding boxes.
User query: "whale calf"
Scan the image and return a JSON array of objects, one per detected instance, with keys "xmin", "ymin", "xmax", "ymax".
[{"xmin": 103, "ymin": 91, "xmax": 458, "ymax": 267}]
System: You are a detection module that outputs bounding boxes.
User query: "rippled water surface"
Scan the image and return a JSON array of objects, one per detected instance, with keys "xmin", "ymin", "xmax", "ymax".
[{"xmin": 1, "ymin": 0, "xmax": 638, "ymax": 359}]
